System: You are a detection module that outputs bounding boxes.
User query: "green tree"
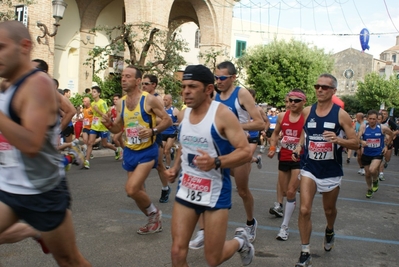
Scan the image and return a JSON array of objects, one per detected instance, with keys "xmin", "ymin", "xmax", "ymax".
[
  {"xmin": 242, "ymin": 38, "xmax": 334, "ymax": 108},
  {"xmin": 0, "ymin": 0, "xmax": 34, "ymax": 21},
  {"xmin": 85, "ymin": 22, "xmax": 189, "ymax": 101},
  {"xmin": 340, "ymin": 95, "xmax": 365, "ymax": 115},
  {"xmin": 356, "ymin": 72, "xmax": 399, "ymax": 111}
]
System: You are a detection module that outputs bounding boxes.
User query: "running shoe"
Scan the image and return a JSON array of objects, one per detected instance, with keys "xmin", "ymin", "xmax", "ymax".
[
  {"xmin": 366, "ymin": 189, "xmax": 373, "ymax": 198},
  {"xmin": 90, "ymin": 153, "xmax": 94, "ymax": 159},
  {"xmin": 269, "ymin": 202, "xmax": 283, "ymax": 218},
  {"xmin": 244, "ymin": 218, "xmax": 258, "ymax": 243},
  {"xmin": 323, "ymin": 228, "xmax": 335, "ymax": 251},
  {"xmin": 189, "ymin": 230, "xmax": 204, "ymax": 250},
  {"xmin": 256, "ymin": 155, "xmax": 263, "ymax": 169},
  {"xmin": 295, "ymin": 252, "xmax": 312, "ymax": 267},
  {"xmin": 372, "ymin": 180, "xmax": 379, "ymax": 192},
  {"xmin": 84, "ymin": 160, "xmax": 90, "ymax": 169},
  {"xmin": 68, "ymin": 144, "xmax": 84, "ymax": 169},
  {"xmin": 360, "ymin": 168, "xmax": 365, "ymax": 176},
  {"xmin": 276, "ymin": 225, "xmax": 289, "ymax": 241},
  {"xmin": 378, "ymin": 172, "xmax": 385, "ymax": 181},
  {"xmin": 64, "ymin": 163, "xmax": 71, "ymax": 172},
  {"xmin": 115, "ymin": 147, "xmax": 122, "ymax": 160},
  {"xmin": 384, "ymin": 161, "xmax": 388, "ymax": 168},
  {"xmin": 159, "ymin": 186, "xmax": 171, "ymax": 203},
  {"xmin": 259, "ymin": 145, "xmax": 265, "ymax": 154},
  {"xmin": 346, "ymin": 158, "xmax": 350, "ymax": 164},
  {"xmin": 234, "ymin": 227, "xmax": 254, "ymax": 266},
  {"xmin": 137, "ymin": 209, "xmax": 162, "ymax": 235},
  {"xmin": 170, "ymin": 147, "xmax": 175, "ymax": 161}
]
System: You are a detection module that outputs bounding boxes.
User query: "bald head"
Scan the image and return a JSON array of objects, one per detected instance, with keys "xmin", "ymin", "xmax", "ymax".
[
  {"xmin": 0, "ymin": 21, "xmax": 31, "ymax": 43},
  {"xmin": 163, "ymin": 94, "xmax": 173, "ymax": 108}
]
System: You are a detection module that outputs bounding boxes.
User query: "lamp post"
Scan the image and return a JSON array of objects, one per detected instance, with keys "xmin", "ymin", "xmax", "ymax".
[{"xmin": 36, "ymin": 0, "xmax": 67, "ymax": 44}]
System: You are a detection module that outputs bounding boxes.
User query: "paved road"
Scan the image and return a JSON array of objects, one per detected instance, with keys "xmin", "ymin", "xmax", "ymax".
[{"xmin": 1, "ymin": 148, "xmax": 398, "ymax": 266}]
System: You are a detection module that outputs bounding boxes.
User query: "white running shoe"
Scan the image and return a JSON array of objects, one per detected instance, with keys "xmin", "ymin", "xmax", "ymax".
[
  {"xmin": 189, "ymin": 230, "xmax": 204, "ymax": 250},
  {"xmin": 244, "ymin": 218, "xmax": 258, "ymax": 243},
  {"xmin": 276, "ymin": 225, "xmax": 289, "ymax": 241},
  {"xmin": 256, "ymin": 155, "xmax": 262, "ymax": 169},
  {"xmin": 234, "ymin": 227, "xmax": 254, "ymax": 266}
]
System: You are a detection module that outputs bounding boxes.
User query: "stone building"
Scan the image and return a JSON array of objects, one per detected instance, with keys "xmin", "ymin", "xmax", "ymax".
[{"xmin": 3, "ymin": 0, "xmax": 236, "ymax": 94}]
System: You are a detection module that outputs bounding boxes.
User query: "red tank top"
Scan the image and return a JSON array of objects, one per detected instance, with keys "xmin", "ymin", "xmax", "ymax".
[{"xmin": 279, "ymin": 110, "xmax": 305, "ymax": 161}]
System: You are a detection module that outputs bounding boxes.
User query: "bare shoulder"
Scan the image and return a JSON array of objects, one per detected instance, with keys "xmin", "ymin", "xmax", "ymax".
[{"xmin": 302, "ymin": 106, "xmax": 311, "ymax": 118}]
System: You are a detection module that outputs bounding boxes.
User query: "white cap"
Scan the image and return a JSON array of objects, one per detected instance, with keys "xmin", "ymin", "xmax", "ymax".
[{"xmin": 271, "ymin": 108, "xmax": 276, "ymax": 111}]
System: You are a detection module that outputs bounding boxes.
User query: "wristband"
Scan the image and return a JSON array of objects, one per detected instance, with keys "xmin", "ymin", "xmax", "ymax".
[{"xmin": 269, "ymin": 146, "xmax": 276, "ymax": 151}]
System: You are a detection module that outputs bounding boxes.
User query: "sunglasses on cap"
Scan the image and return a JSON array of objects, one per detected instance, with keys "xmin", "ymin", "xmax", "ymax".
[
  {"xmin": 313, "ymin": 84, "xmax": 335, "ymax": 90},
  {"xmin": 214, "ymin": 75, "xmax": 232, "ymax": 81},
  {"xmin": 142, "ymin": 82, "xmax": 153, "ymax": 86},
  {"xmin": 288, "ymin": 98, "xmax": 303, "ymax": 103}
]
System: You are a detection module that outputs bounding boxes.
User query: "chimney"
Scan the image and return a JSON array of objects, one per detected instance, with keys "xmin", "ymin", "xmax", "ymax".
[{"xmin": 397, "ymin": 35, "xmax": 399, "ymax": 45}]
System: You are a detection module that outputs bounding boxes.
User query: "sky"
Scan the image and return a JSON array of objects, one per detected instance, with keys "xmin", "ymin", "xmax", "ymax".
[{"xmin": 232, "ymin": 0, "xmax": 399, "ymax": 58}]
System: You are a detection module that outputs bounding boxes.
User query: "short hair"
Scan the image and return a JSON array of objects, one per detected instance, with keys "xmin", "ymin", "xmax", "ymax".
[
  {"xmin": 91, "ymin": 86, "xmax": 101, "ymax": 94},
  {"xmin": 126, "ymin": 65, "xmax": 142, "ymax": 79},
  {"xmin": 216, "ymin": 61, "xmax": 237, "ymax": 75},
  {"xmin": 53, "ymin": 78, "xmax": 59, "ymax": 88},
  {"xmin": 85, "ymin": 88, "xmax": 91, "ymax": 94},
  {"xmin": 33, "ymin": 59, "xmax": 49, "ymax": 73},
  {"xmin": 63, "ymin": 89, "xmax": 70, "ymax": 94},
  {"xmin": 319, "ymin": 73, "xmax": 337, "ymax": 88},
  {"xmin": 58, "ymin": 89, "xmax": 64, "ymax": 95},
  {"xmin": 367, "ymin": 110, "xmax": 379, "ymax": 117},
  {"xmin": 113, "ymin": 93, "xmax": 121, "ymax": 98},
  {"xmin": 0, "ymin": 21, "xmax": 31, "ymax": 43},
  {"xmin": 143, "ymin": 74, "xmax": 158, "ymax": 86}
]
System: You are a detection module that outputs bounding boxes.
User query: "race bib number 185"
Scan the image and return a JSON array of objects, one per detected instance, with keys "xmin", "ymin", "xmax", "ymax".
[{"xmin": 176, "ymin": 173, "xmax": 212, "ymax": 205}]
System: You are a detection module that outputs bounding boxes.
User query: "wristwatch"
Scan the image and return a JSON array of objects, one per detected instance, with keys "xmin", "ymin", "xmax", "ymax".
[
  {"xmin": 214, "ymin": 157, "xmax": 221, "ymax": 170},
  {"xmin": 152, "ymin": 128, "xmax": 158, "ymax": 136}
]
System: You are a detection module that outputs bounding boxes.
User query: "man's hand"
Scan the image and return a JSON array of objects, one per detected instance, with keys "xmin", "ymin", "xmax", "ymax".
[{"xmin": 194, "ymin": 149, "xmax": 215, "ymax": 171}]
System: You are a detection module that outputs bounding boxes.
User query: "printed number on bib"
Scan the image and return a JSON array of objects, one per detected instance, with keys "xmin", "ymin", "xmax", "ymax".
[
  {"xmin": 308, "ymin": 141, "xmax": 334, "ymax": 160},
  {"xmin": 176, "ymin": 173, "xmax": 212, "ymax": 205},
  {"xmin": 126, "ymin": 127, "xmax": 148, "ymax": 145},
  {"xmin": 92, "ymin": 117, "xmax": 99, "ymax": 125},
  {"xmin": 0, "ymin": 134, "xmax": 19, "ymax": 167},
  {"xmin": 83, "ymin": 118, "xmax": 90, "ymax": 126},
  {"xmin": 366, "ymin": 138, "xmax": 380, "ymax": 148},
  {"xmin": 281, "ymin": 136, "xmax": 300, "ymax": 151}
]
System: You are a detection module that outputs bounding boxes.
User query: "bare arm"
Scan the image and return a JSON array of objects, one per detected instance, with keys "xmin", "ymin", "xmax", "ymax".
[
  {"xmin": 0, "ymin": 74, "xmax": 58, "ymax": 155},
  {"xmin": 58, "ymin": 94, "xmax": 76, "ymax": 131},
  {"xmin": 267, "ymin": 113, "xmax": 284, "ymax": 158},
  {"xmin": 102, "ymin": 99, "xmax": 124, "ymax": 134},
  {"xmin": 238, "ymin": 88, "xmax": 264, "ymax": 131},
  {"xmin": 259, "ymin": 106, "xmax": 270, "ymax": 130}
]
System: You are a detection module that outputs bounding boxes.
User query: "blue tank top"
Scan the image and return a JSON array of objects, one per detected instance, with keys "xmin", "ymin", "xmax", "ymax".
[
  {"xmin": 362, "ymin": 124, "xmax": 384, "ymax": 157},
  {"xmin": 162, "ymin": 106, "xmax": 178, "ymax": 134},
  {"xmin": 302, "ymin": 104, "xmax": 344, "ymax": 178},
  {"xmin": 215, "ymin": 86, "xmax": 249, "ymax": 124}
]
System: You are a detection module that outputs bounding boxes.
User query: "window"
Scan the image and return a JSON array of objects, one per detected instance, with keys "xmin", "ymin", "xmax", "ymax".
[
  {"xmin": 235, "ymin": 40, "xmax": 246, "ymax": 58},
  {"xmin": 392, "ymin": 54, "xmax": 396, "ymax": 63},
  {"xmin": 195, "ymin": 29, "xmax": 200, "ymax": 48}
]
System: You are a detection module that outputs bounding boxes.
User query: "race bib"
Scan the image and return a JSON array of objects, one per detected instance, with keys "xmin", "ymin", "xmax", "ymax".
[
  {"xmin": 0, "ymin": 133, "xmax": 19, "ymax": 167},
  {"xmin": 270, "ymin": 123, "xmax": 276, "ymax": 129},
  {"xmin": 125, "ymin": 126, "xmax": 148, "ymax": 145},
  {"xmin": 366, "ymin": 138, "xmax": 381, "ymax": 148},
  {"xmin": 83, "ymin": 118, "xmax": 90, "ymax": 126},
  {"xmin": 308, "ymin": 141, "xmax": 334, "ymax": 160},
  {"xmin": 92, "ymin": 117, "xmax": 99, "ymax": 125},
  {"xmin": 280, "ymin": 136, "xmax": 300, "ymax": 151},
  {"xmin": 176, "ymin": 172, "xmax": 212, "ymax": 205}
]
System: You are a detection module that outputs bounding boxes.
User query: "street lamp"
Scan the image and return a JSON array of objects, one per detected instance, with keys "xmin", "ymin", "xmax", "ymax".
[{"xmin": 36, "ymin": 0, "xmax": 68, "ymax": 44}]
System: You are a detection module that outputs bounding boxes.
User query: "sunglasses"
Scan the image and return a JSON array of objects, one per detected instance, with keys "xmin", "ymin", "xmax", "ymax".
[
  {"xmin": 142, "ymin": 82, "xmax": 153, "ymax": 86},
  {"xmin": 288, "ymin": 98, "xmax": 302, "ymax": 103},
  {"xmin": 214, "ymin": 75, "xmax": 232, "ymax": 81},
  {"xmin": 313, "ymin": 84, "xmax": 335, "ymax": 90}
]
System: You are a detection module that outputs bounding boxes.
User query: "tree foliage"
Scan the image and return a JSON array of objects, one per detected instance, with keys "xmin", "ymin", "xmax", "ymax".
[
  {"xmin": 356, "ymin": 72, "xmax": 399, "ymax": 111},
  {"xmin": 85, "ymin": 22, "xmax": 189, "ymax": 101},
  {"xmin": 0, "ymin": 0, "xmax": 34, "ymax": 21},
  {"xmin": 242, "ymin": 38, "xmax": 334, "ymax": 107},
  {"xmin": 340, "ymin": 95, "xmax": 365, "ymax": 115}
]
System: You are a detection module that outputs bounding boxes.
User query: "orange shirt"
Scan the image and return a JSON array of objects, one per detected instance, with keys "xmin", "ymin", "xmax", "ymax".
[{"xmin": 83, "ymin": 107, "xmax": 93, "ymax": 129}]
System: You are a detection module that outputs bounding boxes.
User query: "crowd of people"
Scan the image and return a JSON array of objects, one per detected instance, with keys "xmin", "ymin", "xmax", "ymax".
[{"xmin": 0, "ymin": 21, "xmax": 398, "ymax": 267}]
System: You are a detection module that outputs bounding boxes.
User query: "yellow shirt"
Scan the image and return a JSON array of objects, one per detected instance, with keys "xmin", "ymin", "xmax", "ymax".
[
  {"xmin": 91, "ymin": 99, "xmax": 108, "ymax": 132},
  {"xmin": 122, "ymin": 92, "xmax": 156, "ymax": 150}
]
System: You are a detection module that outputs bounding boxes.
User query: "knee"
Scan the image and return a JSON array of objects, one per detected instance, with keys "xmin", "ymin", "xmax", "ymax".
[
  {"xmin": 205, "ymin": 255, "xmax": 222, "ymax": 267},
  {"xmin": 171, "ymin": 243, "xmax": 187, "ymax": 265},
  {"xmin": 299, "ymin": 205, "xmax": 311, "ymax": 218},
  {"xmin": 125, "ymin": 185, "xmax": 140, "ymax": 199},
  {"xmin": 324, "ymin": 206, "xmax": 336, "ymax": 217},
  {"xmin": 237, "ymin": 187, "xmax": 250, "ymax": 199},
  {"xmin": 286, "ymin": 189, "xmax": 296, "ymax": 200}
]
